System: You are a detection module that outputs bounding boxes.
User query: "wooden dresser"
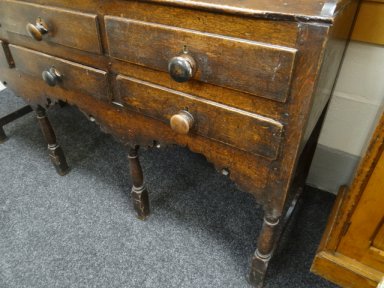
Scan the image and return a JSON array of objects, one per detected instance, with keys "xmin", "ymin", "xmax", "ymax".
[{"xmin": 0, "ymin": 0, "xmax": 358, "ymax": 286}]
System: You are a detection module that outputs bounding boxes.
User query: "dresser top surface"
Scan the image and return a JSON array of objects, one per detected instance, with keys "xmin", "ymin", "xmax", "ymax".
[{"xmin": 142, "ymin": 0, "xmax": 352, "ymax": 22}]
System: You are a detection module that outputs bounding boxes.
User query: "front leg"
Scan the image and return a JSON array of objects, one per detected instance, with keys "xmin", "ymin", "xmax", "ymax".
[
  {"xmin": 34, "ymin": 105, "xmax": 69, "ymax": 176},
  {"xmin": 249, "ymin": 214, "xmax": 281, "ymax": 287},
  {"xmin": 128, "ymin": 146, "xmax": 150, "ymax": 220}
]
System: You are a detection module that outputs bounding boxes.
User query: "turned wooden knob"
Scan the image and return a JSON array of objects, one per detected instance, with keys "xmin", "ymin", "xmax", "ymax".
[
  {"xmin": 170, "ymin": 110, "xmax": 194, "ymax": 134},
  {"xmin": 42, "ymin": 67, "xmax": 62, "ymax": 87},
  {"xmin": 168, "ymin": 52, "xmax": 197, "ymax": 83},
  {"xmin": 26, "ymin": 18, "xmax": 48, "ymax": 41}
]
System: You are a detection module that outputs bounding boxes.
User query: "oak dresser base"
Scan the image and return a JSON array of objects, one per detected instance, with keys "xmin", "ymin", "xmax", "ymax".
[{"xmin": 0, "ymin": 0, "xmax": 358, "ymax": 286}]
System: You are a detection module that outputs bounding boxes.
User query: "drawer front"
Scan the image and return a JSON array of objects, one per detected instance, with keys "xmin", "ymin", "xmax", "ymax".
[
  {"xmin": 0, "ymin": 0, "xmax": 102, "ymax": 54},
  {"xmin": 106, "ymin": 17, "xmax": 297, "ymax": 103},
  {"xmin": 115, "ymin": 75, "xmax": 283, "ymax": 160},
  {"xmin": 9, "ymin": 45, "xmax": 108, "ymax": 100}
]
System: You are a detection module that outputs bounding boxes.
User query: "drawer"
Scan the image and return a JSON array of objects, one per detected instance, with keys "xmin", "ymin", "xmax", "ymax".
[
  {"xmin": 105, "ymin": 17, "xmax": 297, "ymax": 103},
  {"xmin": 9, "ymin": 45, "xmax": 108, "ymax": 100},
  {"xmin": 0, "ymin": 0, "xmax": 102, "ymax": 54},
  {"xmin": 115, "ymin": 75, "xmax": 284, "ymax": 160}
]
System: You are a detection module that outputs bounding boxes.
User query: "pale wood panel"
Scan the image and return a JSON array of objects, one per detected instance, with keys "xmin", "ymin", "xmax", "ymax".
[
  {"xmin": 372, "ymin": 218, "xmax": 384, "ymax": 251},
  {"xmin": 351, "ymin": 1, "xmax": 384, "ymax": 45},
  {"xmin": 312, "ymin": 111, "xmax": 384, "ymax": 287},
  {"xmin": 337, "ymin": 119, "xmax": 384, "ymax": 272}
]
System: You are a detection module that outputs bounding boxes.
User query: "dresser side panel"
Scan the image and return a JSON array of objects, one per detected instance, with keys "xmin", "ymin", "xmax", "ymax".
[{"xmin": 302, "ymin": 0, "xmax": 360, "ymax": 147}]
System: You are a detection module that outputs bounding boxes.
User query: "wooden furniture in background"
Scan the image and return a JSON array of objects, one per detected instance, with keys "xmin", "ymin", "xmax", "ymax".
[
  {"xmin": 351, "ymin": 0, "xmax": 384, "ymax": 45},
  {"xmin": 311, "ymin": 111, "xmax": 384, "ymax": 287},
  {"xmin": 0, "ymin": 0, "xmax": 358, "ymax": 286}
]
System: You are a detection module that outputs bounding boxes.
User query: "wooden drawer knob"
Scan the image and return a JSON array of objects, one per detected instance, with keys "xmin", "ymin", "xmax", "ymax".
[
  {"xmin": 170, "ymin": 110, "xmax": 194, "ymax": 134},
  {"xmin": 168, "ymin": 52, "xmax": 197, "ymax": 83},
  {"xmin": 26, "ymin": 18, "xmax": 48, "ymax": 41},
  {"xmin": 42, "ymin": 67, "xmax": 62, "ymax": 87}
]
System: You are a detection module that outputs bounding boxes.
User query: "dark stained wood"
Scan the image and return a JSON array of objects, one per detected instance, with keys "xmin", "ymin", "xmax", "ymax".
[
  {"xmin": 0, "ymin": 0, "xmax": 102, "ymax": 54},
  {"xmin": 249, "ymin": 216, "xmax": 281, "ymax": 286},
  {"xmin": 115, "ymin": 75, "xmax": 284, "ymax": 160},
  {"xmin": 140, "ymin": 0, "xmax": 352, "ymax": 22},
  {"xmin": 9, "ymin": 0, "xmax": 352, "ymax": 22},
  {"xmin": 106, "ymin": 17, "xmax": 297, "ymax": 102},
  {"xmin": 110, "ymin": 58, "xmax": 287, "ymax": 121},
  {"xmin": 0, "ymin": 40, "xmax": 15, "ymax": 68},
  {"xmin": 9, "ymin": 0, "xmax": 300, "ymax": 48},
  {"xmin": 302, "ymin": 0, "xmax": 359, "ymax": 146},
  {"xmin": 34, "ymin": 105, "xmax": 69, "ymax": 176},
  {"xmin": 128, "ymin": 146, "xmax": 150, "ymax": 220},
  {"xmin": 9, "ymin": 45, "xmax": 109, "ymax": 101},
  {"xmin": 1, "ymin": 68, "xmax": 272, "ymax": 195},
  {"xmin": 0, "ymin": 0, "xmax": 359, "ymax": 286}
]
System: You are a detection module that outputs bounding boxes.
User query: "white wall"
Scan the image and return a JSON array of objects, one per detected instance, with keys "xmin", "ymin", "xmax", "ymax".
[{"xmin": 307, "ymin": 41, "xmax": 384, "ymax": 193}]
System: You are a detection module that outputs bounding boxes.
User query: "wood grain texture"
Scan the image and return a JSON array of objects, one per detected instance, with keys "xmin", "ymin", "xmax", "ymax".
[
  {"xmin": 0, "ymin": 0, "xmax": 359, "ymax": 286},
  {"xmin": 0, "ymin": 68, "xmax": 272, "ymax": 196},
  {"xmin": 338, "ymin": 148, "xmax": 384, "ymax": 272},
  {"xmin": 115, "ymin": 75, "xmax": 284, "ymax": 160},
  {"xmin": 312, "ymin": 111, "xmax": 384, "ymax": 287},
  {"xmin": 312, "ymin": 252, "xmax": 382, "ymax": 288},
  {"xmin": 302, "ymin": 0, "xmax": 359, "ymax": 147},
  {"xmin": 5, "ymin": 0, "xmax": 350, "ymax": 22},
  {"xmin": 139, "ymin": 0, "xmax": 351, "ymax": 22},
  {"xmin": 9, "ymin": 45, "xmax": 109, "ymax": 101},
  {"xmin": 0, "ymin": 0, "xmax": 102, "ymax": 53},
  {"xmin": 106, "ymin": 17, "xmax": 297, "ymax": 102},
  {"xmin": 111, "ymin": 59, "xmax": 286, "ymax": 121},
  {"xmin": 351, "ymin": 1, "xmax": 384, "ymax": 45}
]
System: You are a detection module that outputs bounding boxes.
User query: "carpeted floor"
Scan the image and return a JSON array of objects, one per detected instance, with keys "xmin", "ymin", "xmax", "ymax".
[{"xmin": 0, "ymin": 89, "xmax": 338, "ymax": 288}]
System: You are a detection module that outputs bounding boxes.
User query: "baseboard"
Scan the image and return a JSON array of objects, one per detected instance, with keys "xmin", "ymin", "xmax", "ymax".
[{"xmin": 306, "ymin": 144, "xmax": 360, "ymax": 194}]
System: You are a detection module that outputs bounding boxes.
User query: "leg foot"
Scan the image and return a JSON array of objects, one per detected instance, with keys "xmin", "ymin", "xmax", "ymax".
[
  {"xmin": 249, "ymin": 216, "xmax": 281, "ymax": 287},
  {"xmin": 48, "ymin": 144, "xmax": 70, "ymax": 176},
  {"xmin": 128, "ymin": 146, "xmax": 150, "ymax": 220},
  {"xmin": 35, "ymin": 106, "xmax": 69, "ymax": 176}
]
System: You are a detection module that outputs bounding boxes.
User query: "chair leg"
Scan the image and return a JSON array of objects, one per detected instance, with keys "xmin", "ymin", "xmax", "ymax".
[
  {"xmin": 249, "ymin": 215, "xmax": 281, "ymax": 287},
  {"xmin": 0, "ymin": 105, "xmax": 33, "ymax": 143},
  {"xmin": 35, "ymin": 105, "xmax": 69, "ymax": 176},
  {"xmin": 128, "ymin": 146, "xmax": 150, "ymax": 220}
]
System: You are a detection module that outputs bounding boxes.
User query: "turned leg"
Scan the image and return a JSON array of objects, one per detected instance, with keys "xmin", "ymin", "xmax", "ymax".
[
  {"xmin": 128, "ymin": 146, "xmax": 150, "ymax": 220},
  {"xmin": 35, "ymin": 105, "xmax": 69, "ymax": 176},
  {"xmin": 0, "ymin": 105, "xmax": 33, "ymax": 143},
  {"xmin": 249, "ymin": 215, "xmax": 281, "ymax": 287}
]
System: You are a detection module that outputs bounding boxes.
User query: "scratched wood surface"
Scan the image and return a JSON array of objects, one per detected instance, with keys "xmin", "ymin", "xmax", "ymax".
[
  {"xmin": 0, "ymin": 0, "xmax": 102, "ymax": 53},
  {"xmin": 115, "ymin": 75, "xmax": 284, "ymax": 159},
  {"xmin": 106, "ymin": 17, "xmax": 297, "ymax": 102},
  {"xmin": 9, "ymin": 45, "xmax": 109, "ymax": 101},
  {"xmin": 0, "ymin": 0, "xmax": 359, "ymax": 286}
]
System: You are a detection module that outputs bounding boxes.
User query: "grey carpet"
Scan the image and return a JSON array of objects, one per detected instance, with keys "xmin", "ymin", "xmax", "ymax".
[{"xmin": 0, "ymin": 89, "xmax": 337, "ymax": 288}]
